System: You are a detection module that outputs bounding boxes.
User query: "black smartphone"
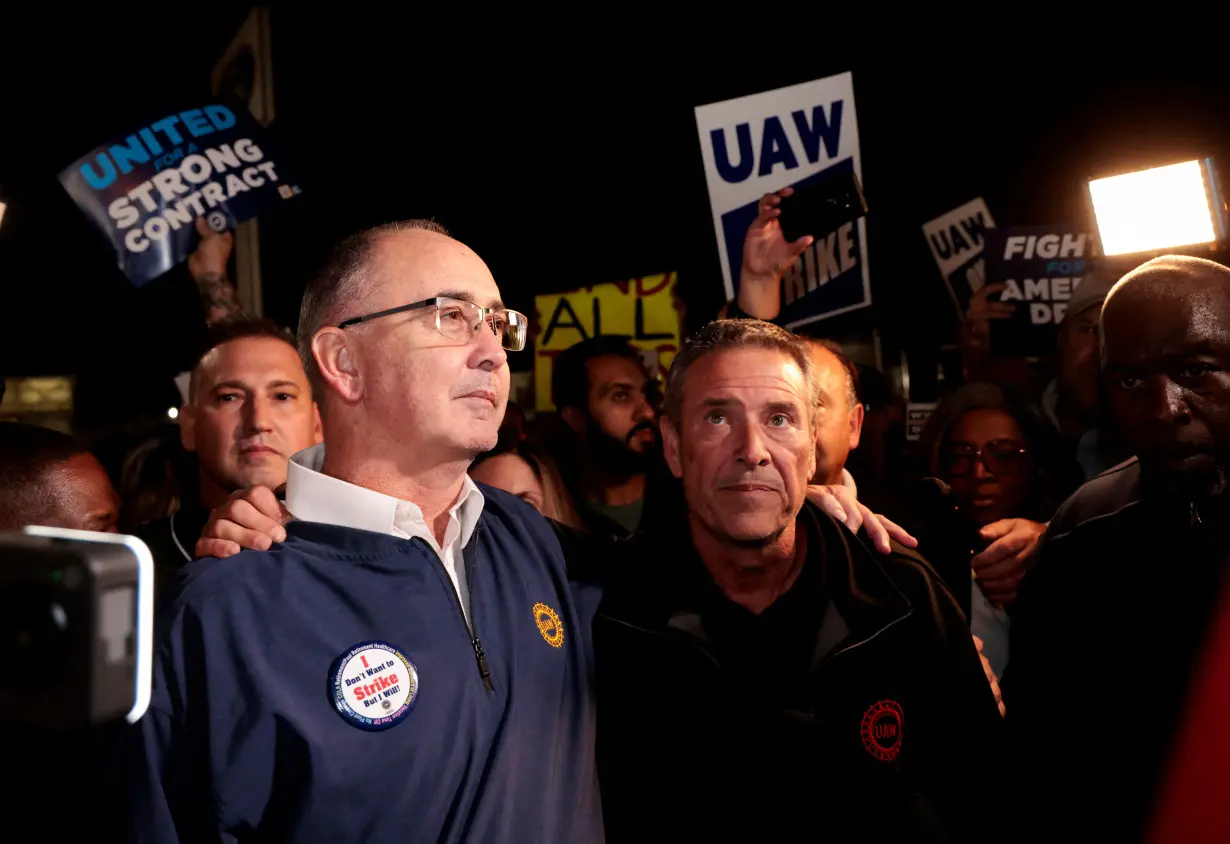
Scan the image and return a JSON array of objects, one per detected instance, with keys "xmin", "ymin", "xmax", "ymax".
[
  {"xmin": 916, "ymin": 477, "xmax": 988, "ymax": 559},
  {"xmin": 777, "ymin": 169, "xmax": 868, "ymax": 244}
]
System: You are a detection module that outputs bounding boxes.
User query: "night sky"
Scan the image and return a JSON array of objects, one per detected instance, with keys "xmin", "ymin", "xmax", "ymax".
[{"xmin": 4, "ymin": 16, "xmax": 1229, "ymax": 417}]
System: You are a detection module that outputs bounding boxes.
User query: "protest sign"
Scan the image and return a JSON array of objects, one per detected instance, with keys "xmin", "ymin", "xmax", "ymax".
[
  {"xmin": 923, "ymin": 198, "xmax": 995, "ymax": 314},
  {"xmin": 533, "ymin": 273, "xmax": 680, "ymax": 412},
  {"xmin": 59, "ymin": 102, "xmax": 302, "ymax": 287},
  {"xmin": 983, "ymin": 226, "xmax": 1097, "ymax": 357},
  {"xmin": 906, "ymin": 403, "xmax": 937, "ymax": 442},
  {"xmin": 695, "ymin": 72, "xmax": 870, "ymax": 329}
]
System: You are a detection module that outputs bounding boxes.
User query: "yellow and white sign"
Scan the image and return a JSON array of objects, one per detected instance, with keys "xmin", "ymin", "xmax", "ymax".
[{"xmin": 533, "ymin": 273, "xmax": 681, "ymax": 412}]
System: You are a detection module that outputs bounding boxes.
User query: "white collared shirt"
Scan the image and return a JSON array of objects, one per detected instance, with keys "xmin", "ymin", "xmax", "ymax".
[{"xmin": 285, "ymin": 444, "xmax": 485, "ymax": 626}]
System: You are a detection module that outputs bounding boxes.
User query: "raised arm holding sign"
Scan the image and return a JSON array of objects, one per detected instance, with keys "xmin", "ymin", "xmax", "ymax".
[{"xmin": 187, "ymin": 217, "xmax": 247, "ymax": 324}]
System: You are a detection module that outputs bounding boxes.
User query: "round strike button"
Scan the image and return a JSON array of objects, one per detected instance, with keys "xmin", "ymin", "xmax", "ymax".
[{"xmin": 329, "ymin": 640, "xmax": 419, "ymax": 731}]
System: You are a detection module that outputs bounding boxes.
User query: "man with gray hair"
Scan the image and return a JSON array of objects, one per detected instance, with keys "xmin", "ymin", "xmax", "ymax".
[
  {"xmin": 126, "ymin": 220, "xmax": 603, "ymax": 842},
  {"xmin": 592, "ymin": 320, "xmax": 1003, "ymax": 843},
  {"xmin": 1006, "ymin": 254, "xmax": 1230, "ymax": 842}
]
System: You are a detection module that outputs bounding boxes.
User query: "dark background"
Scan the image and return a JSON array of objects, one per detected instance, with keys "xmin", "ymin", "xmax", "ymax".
[{"xmin": 3, "ymin": 14, "xmax": 1229, "ymax": 416}]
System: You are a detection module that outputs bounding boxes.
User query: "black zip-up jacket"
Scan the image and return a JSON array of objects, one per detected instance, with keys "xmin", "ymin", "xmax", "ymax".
[
  {"xmin": 582, "ymin": 501, "xmax": 1004, "ymax": 843},
  {"xmin": 1004, "ymin": 458, "xmax": 1230, "ymax": 842}
]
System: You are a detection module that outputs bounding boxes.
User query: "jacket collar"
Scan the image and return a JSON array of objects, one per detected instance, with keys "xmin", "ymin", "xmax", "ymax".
[
  {"xmin": 798, "ymin": 502, "xmax": 913, "ymax": 644},
  {"xmin": 602, "ymin": 501, "xmax": 913, "ymax": 660}
]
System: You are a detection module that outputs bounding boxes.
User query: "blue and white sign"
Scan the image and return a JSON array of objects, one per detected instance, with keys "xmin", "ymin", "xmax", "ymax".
[
  {"xmin": 59, "ymin": 102, "xmax": 303, "ymax": 287},
  {"xmin": 695, "ymin": 72, "xmax": 870, "ymax": 328},
  {"xmin": 984, "ymin": 225, "xmax": 1096, "ymax": 356},
  {"xmin": 922, "ymin": 198, "xmax": 996, "ymax": 314}
]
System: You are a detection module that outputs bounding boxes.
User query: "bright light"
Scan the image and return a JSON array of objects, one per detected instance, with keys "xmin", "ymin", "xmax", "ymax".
[
  {"xmin": 0, "ymin": 201, "xmax": 6, "ymax": 230},
  {"xmin": 167, "ymin": 407, "xmax": 179, "ymax": 420},
  {"xmin": 1089, "ymin": 160, "xmax": 1217, "ymax": 256}
]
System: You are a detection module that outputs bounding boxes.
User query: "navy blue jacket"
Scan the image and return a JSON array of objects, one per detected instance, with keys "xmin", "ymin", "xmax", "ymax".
[{"xmin": 127, "ymin": 488, "xmax": 603, "ymax": 843}]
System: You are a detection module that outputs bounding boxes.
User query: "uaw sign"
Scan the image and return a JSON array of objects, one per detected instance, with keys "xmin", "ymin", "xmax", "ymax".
[
  {"xmin": 984, "ymin": 226, "xmax": 1096, "ymax": 357},
  {"xmin": 695, "ymin": 72, "xmax": 870, "ymax": 329},
  {"xmin": 906, "ymin": 403, "xmax": 937, "ymax": 442},
  {"xmin": 533, "ymin": 273, "xmax": 680, "ymax": 412},
  {"xmin": 923, "ymin": 198, "xmax": 995, "ymax": 315}
]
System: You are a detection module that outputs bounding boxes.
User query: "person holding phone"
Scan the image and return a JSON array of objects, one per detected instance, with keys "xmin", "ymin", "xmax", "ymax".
[
  {"xmin": 722, "ymin": 188, "xmax": 815, "ymax": 321},
  {"xmin": 914, "ymin": 383, "xmax": 1070, "ymax": 676},
  {"xmin": 723, "ymin": 172, "xmax": 867, "ymax": 322}
]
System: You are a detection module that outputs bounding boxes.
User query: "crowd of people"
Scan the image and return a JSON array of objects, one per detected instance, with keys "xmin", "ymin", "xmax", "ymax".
[{"xmin": 2, "ymin": 188, "xmax": 1229, "ymax": 842}]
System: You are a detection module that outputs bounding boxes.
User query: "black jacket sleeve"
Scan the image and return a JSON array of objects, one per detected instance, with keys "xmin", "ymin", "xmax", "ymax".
[
  {"xmin": 1000, "ymin": 522, "xmax": 1089, "ymax": 842},
  {"xmin": 122, "ymin": 600, "xmax": 229, "ymax": 842},
  {"xmin": 892, "ymin": 546, "xmax": 1008, "ymax": 844}
]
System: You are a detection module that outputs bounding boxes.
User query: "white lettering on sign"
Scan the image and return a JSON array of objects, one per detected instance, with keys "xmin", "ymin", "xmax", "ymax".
[
  {"xmin": 1003, "ymin": 232, "xmax": 1088, "ymax": 260},
  {"xmin": 905, "ymin": 403, "xmax": 938, "ymax": 442},
  {"xmin": 781, "ymin": 222, "xmax": 858, "ymax": 306},
  {"xmin": 923, "ymin": 198, "xmax": 996, "ymax": 281},
  {"xmin": 695, "ymin": 71, "xmax": 866, "ymax": 310},
  {"xmin": 1001, "ymin": 276, "xmax": 1091, "ymax": 324}
]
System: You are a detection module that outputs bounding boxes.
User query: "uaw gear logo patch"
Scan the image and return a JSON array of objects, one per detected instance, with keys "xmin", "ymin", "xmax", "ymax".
[
  {"xmin": 860, "ymin": 700, "xmax": 904, "ymax": 763},
  {"xmin": 329, "ymin": 640, "xmax": 419, "ymax": 731},
  {"xmin": 533, "ymin": 602, "xmax": 564, "ymax": 648}
]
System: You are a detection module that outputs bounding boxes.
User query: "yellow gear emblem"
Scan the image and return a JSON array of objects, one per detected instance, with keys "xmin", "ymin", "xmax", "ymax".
[{"xmin": 532, "ymin": 602, "xmax": 564, "ymax": 648}]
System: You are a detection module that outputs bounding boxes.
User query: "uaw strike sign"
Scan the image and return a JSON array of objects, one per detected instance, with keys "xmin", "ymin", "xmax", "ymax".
[
  {"xmin": 923, "ymin": 198, "xmax": 996, "ymax": 314},
  {"xmin": 695, "ymin": 72, "xmax": 870, "ymax": 329},
  {"xmin": 984, "ymin": 226, "xmax": 1097, "ymax": 357},
  {"xmin": 534, "ymin": 273, "xmax": 680, "ymax": 412},
  {"xmin": 60, "ymin": 102, "xmax": 302, "ymax": 287},
  {"xmin": 906, "ymin": 403, "xmax": 937, "ymax": 442}
]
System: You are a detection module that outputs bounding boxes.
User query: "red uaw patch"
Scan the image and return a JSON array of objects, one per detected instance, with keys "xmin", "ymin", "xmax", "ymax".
[{"xmin": 860, "ymin": 700, "xmax": 904, "ymax": 762}]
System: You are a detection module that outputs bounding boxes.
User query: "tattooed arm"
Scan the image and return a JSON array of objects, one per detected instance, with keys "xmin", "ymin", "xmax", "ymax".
[{"xmin": 187, "ymin": 217, "xmax": 246, "ymax": 324}]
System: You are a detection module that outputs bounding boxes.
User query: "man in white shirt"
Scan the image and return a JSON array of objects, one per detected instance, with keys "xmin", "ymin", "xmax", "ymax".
[
  {"xmin": 126, "ymin": 220, "xmax": 604, "ymax": 842},
  {"xmin": 283, "ymin": 441, "xmax": 483, "ymax": 622}
]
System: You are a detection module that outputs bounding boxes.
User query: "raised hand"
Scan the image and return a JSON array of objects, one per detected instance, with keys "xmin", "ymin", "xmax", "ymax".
[
  {"xmin": 736, "ymin": 189, "xmax": 814, "ymax": 320},
  {"xmin": 971, "ymin": 518, "xmax": 1047, "ymax": 607},
  {"xmin": 194, "ymin": 485, "xmax": 290, "ymax": 559},
  {"xmin": 806, "ymin": 483, "xmax": 917, "ymax": 555}
]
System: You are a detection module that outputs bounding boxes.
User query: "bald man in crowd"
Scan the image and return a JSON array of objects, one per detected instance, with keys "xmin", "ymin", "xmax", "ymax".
[
  {"xmin": 1006, "ymin": 255, "xmax": 1230, "ymax": 842},
  {"xmin": 803, "ymin": 338, "xmax": 863, "ymax": 488},
  {"xmin": 802, "ymin": 338, "xmax": 1036, "ymax": 618},
  {"xmin": 0, "ymin": 421, "xmax": 120, "ymax": 532},
  {"xmin": 126, "ymin": 221, "xmax": 602, "ymax": 842}
]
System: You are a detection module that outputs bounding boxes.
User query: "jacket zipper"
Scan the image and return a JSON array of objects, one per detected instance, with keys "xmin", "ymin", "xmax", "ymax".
[{"xmin": 413, "ymin": 538, "xmax": 495, "ymax": 693}]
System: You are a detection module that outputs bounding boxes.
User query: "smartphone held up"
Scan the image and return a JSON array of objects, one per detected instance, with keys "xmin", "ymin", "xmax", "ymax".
[{"xmin": 777, "ymin": 169, "xmax": 869, "ymax": 245}]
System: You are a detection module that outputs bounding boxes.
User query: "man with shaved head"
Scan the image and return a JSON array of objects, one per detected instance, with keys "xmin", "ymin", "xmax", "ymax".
[
  {"xmin": 126, "ymin": 221, "xmax": 602, "ymax": 842},
  {"xmin": 802, "ymin": 338, "xmax": 863, "ymax": 487},
  {"xmin": 1006, "ymin": 255, "xmax": 1230, "ymax": 842}
]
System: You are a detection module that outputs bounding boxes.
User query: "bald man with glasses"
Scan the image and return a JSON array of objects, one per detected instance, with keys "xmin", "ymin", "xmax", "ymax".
[{"xmin": 125, "ymin": 221, "xmax": 603, "ymax": 843}]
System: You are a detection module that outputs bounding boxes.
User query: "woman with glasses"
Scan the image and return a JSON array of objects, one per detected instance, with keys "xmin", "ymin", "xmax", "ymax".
[{"xmin": 916, "ymin": 383, "xmax": 1078, "ymax": 678}]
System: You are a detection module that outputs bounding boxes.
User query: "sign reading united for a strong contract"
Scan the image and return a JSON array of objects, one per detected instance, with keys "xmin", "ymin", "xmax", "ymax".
[{"xmin": 59, "ymin": 102, "xmax": 302, "ymax": 287}]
